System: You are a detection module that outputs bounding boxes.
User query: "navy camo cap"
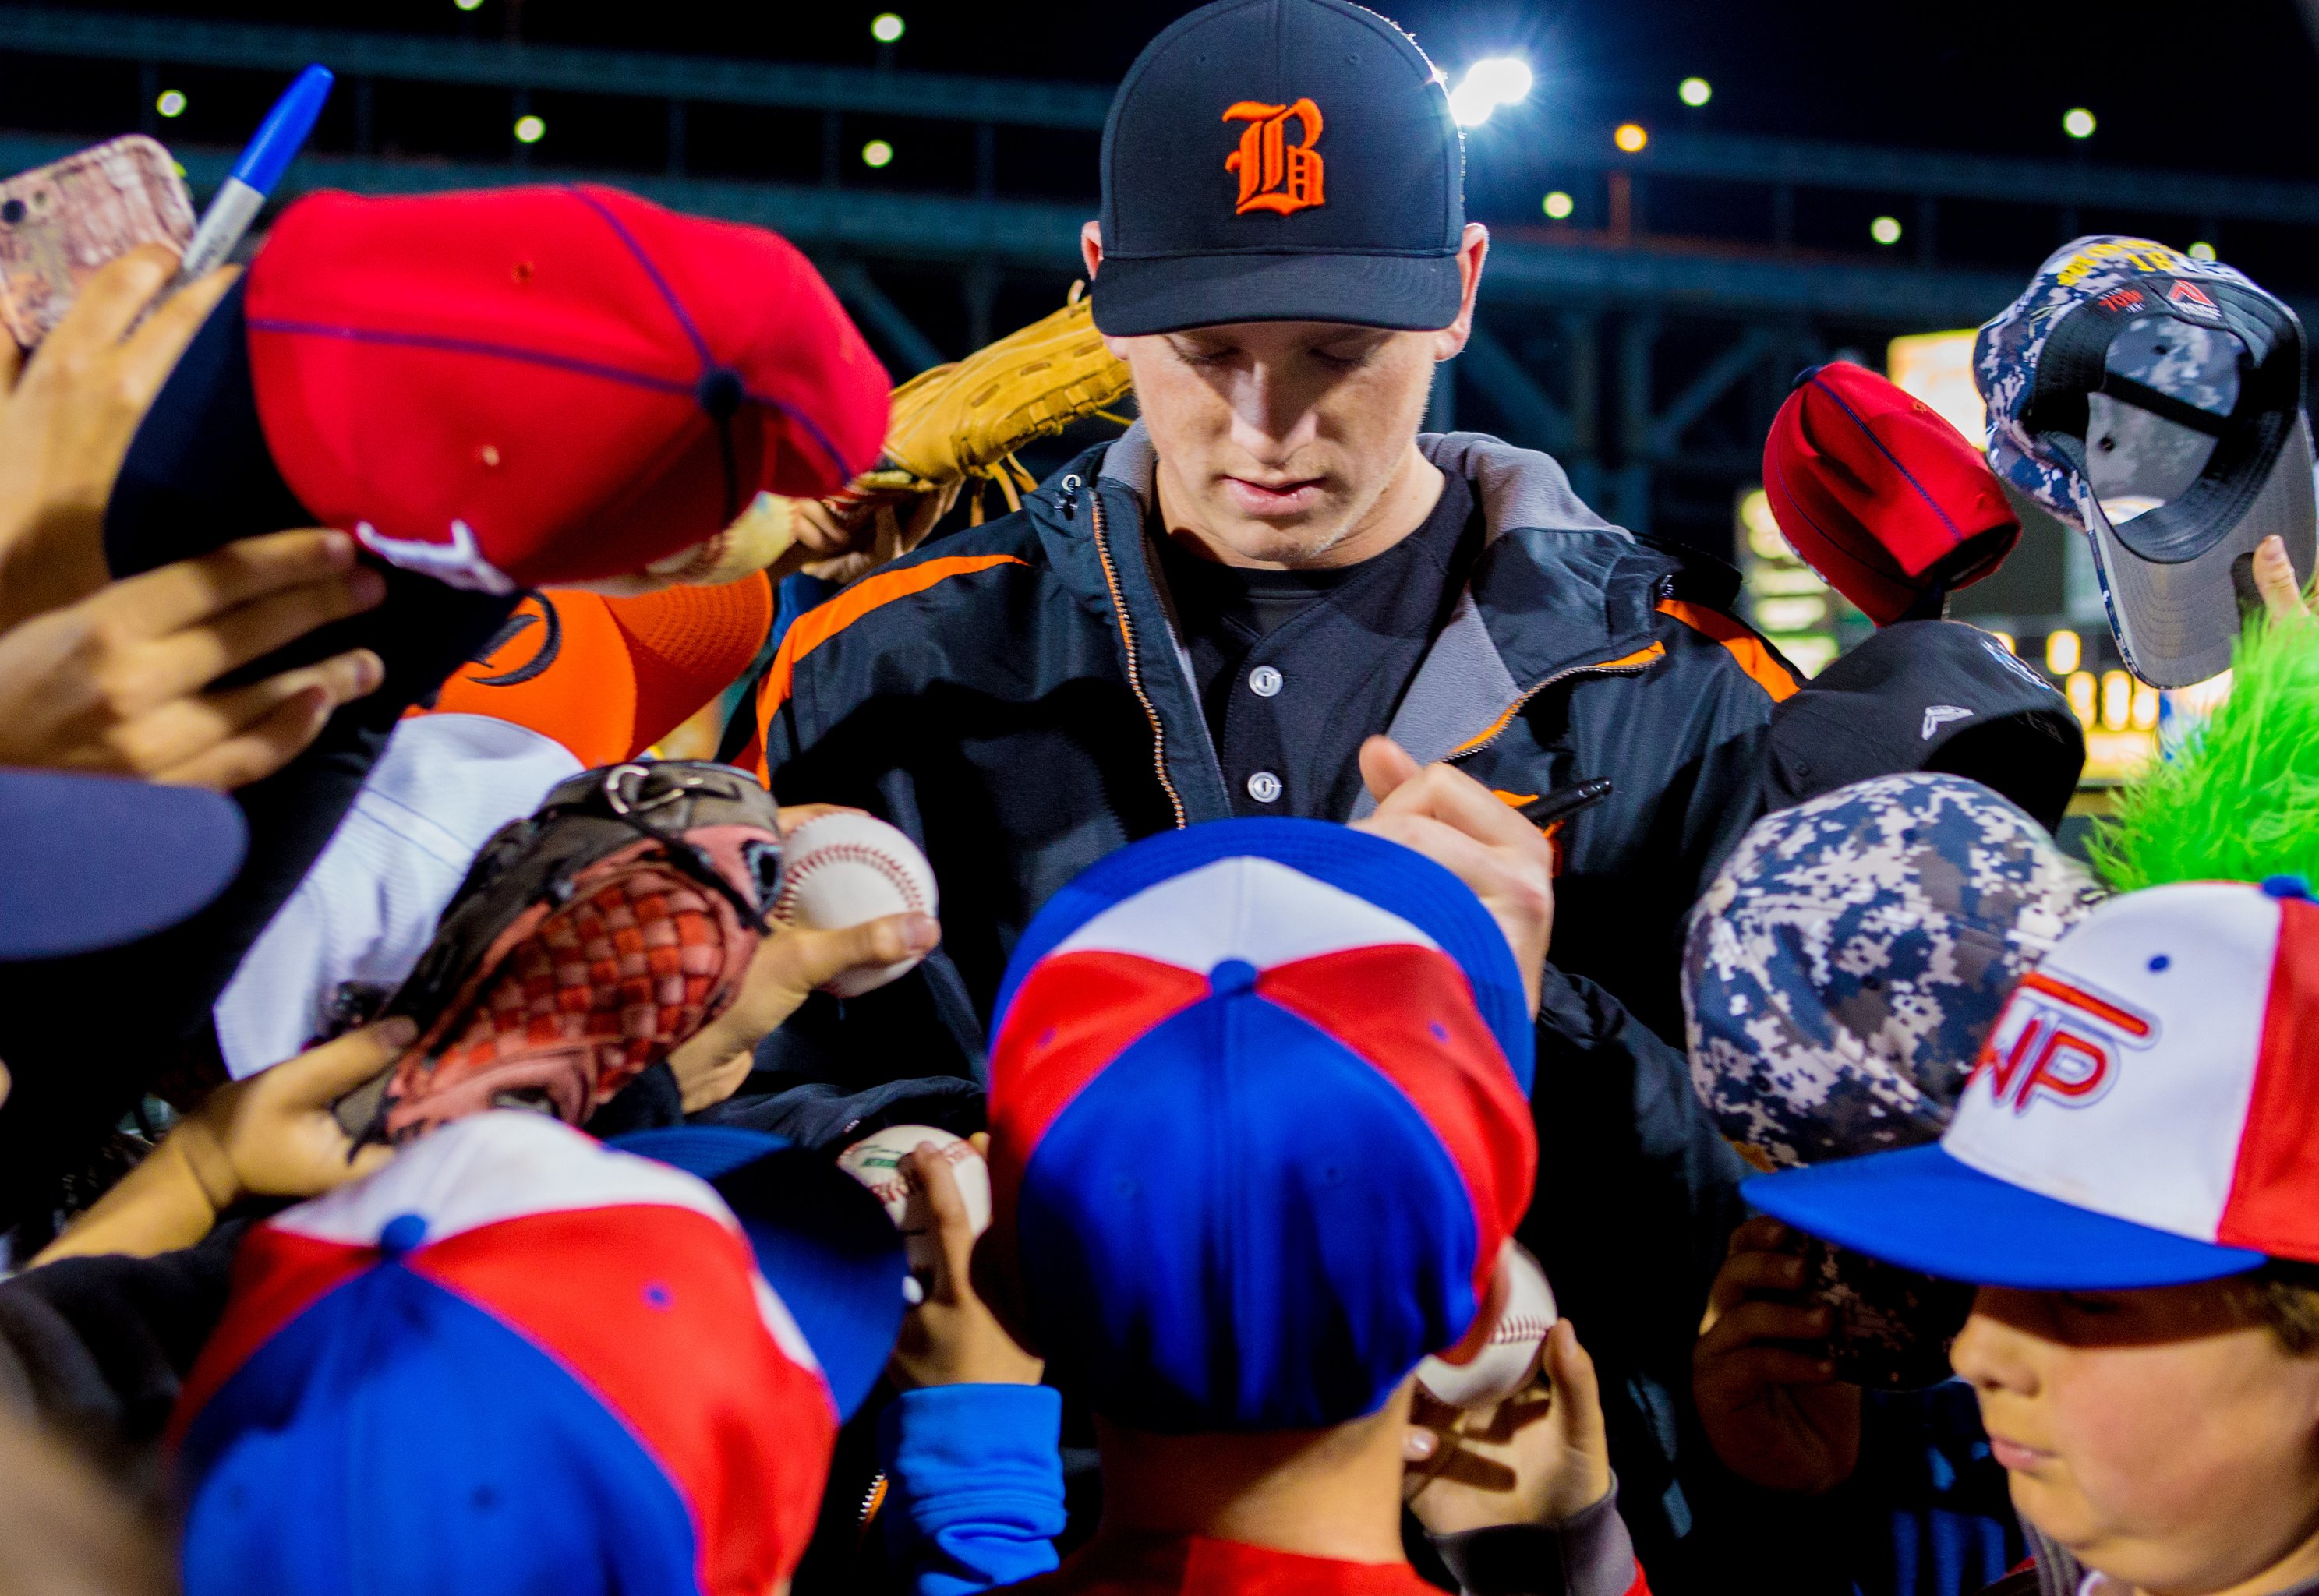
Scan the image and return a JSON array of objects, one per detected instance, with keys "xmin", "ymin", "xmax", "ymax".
[
  {"xmin": 1683, "ymin": 773, "xmax": 2105, "ymax": 1171},
  {"xmin": 1974, "ymin": 235, "xmax": 2315, "ymax": 687},
  {"xmin": 1975, "ymin": 236, "xmax": 2298, "ymax": 525}
]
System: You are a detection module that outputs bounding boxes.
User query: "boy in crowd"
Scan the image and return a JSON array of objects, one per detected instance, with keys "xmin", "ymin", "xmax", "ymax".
[
  {"xmin": 1746, "ymin": 877, "xmax": 2319, "ymax": 1596},
  {"xmin": 968, "ymin": 816, "xmax": 1646, "ymax": 1596}
]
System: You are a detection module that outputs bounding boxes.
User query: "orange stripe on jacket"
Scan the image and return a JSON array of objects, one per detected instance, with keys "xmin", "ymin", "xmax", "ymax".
[
  {"xmin": 755, "ymin": 554, "xmax": 1030, "ymax": 740},
  {"xmin": 1448, "ymin": 642, "xmax": 1667, "ymax": 757},
  {"xmin": 1654, "ymin": 598, "xmax": 1799, "ymax": 701}
]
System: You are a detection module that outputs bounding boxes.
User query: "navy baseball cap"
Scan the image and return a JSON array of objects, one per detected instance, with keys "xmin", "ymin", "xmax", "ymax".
[
  {"xmin": 1091, "ymin": 0, "xmax": 1465, "ymax": 337},
  {"xmin": 0, "ymin": 770, "xmax": 245, "ymax": 961},
  {"xmin": 1978, "ymin": 236, "xmax": 2317, "ymax": 688}
]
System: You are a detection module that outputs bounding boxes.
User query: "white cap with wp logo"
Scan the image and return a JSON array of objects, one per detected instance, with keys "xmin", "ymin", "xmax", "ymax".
[{"xmin": 1748, "ymin": 877, "xmax": 2319, "ymax": 1288}]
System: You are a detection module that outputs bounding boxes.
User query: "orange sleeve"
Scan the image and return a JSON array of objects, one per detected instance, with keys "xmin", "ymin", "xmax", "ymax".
[
  {"xmin": 603, "ymin": 572, "xmax": 776, "ymax": 759},
  {"xmin": 419, "ymin": 590, "xmax": 638, "ymax": 769}
]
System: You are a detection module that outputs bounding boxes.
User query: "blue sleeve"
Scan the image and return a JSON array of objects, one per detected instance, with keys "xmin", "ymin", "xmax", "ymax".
[{"xmin": 877, "ymin": 1384, "xmax": 1066, "ymax": 1596}]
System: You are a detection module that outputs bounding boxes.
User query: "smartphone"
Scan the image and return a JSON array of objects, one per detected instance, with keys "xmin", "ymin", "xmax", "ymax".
[{"xmin": 0, "ymin": 134, "xmax": 195, "ymax": 349}]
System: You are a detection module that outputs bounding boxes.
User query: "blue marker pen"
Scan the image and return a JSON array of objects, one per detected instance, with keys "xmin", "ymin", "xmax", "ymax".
[{"xmin": 170, "ymin": 62, "xmax": 333, "ymax": 286}]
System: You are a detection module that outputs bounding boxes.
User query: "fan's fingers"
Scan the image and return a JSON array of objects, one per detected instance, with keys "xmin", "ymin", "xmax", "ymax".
[{"xmin": 115, "ymin": 649, "xmax": 380, "ymax": 775}]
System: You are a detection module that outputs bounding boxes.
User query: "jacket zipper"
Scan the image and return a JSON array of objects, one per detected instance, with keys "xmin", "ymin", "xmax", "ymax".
[
  {"xmin": 1091, "ymin": 492, "xmax": 1190, "ymax": 829},
  {"xmin": 1447, "ymin": 648, "xmax": 1667, "ymax": 764}
]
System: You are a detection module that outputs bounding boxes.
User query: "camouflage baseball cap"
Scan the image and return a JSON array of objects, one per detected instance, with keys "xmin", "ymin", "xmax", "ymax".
[
  {"xmin": 1975, "ymin": 235, "xmax": 2315, "ymax": 688},
  {"xmin": 1686, "ymin": 773, "xmax": 2105, "ymax": 1385},
  {"xmin": 1684, "ymin": 772, "xmax": 2105, "ymax": 1171}
]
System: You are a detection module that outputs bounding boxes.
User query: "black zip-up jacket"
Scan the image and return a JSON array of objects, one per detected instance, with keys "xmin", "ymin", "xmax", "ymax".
[
  {"xmin": 744, "ymin": 424, "xmax": 1794, "ymax": 1066},
  {"xmin": 738, "ymin": 424, "xmax": 1787, "ymax": 1583}
]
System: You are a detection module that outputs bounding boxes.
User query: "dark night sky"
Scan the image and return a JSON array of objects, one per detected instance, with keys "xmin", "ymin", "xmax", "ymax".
[{"xmin": 36, "ymin": 0, "xmax": 2319, "ymax": 178}]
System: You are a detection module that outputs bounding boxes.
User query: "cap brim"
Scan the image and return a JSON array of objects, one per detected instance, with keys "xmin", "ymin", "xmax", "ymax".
[
  {"xmin": 609, "ymin": 1127, "xmax": 907, "ymax": 1420},
  {"xmin": 1745, "ymin": 1144, "xmax": 2266, "ymax": 1289},
  {"xmin": 0, "ymin": 771, "xmax": 245, "ymax": 960},
  {"xmin": 1090, "ymin": 249, "xmax": 1462, "ymax": 337},
  {"xmin": 2085, "ymin": 410, "xmax": 2317, "ymax": 688}
]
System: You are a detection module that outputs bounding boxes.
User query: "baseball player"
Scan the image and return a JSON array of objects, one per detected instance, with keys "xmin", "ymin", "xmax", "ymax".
[{"xmin": 741, "ymin": 0, "xmax": 1791, "ymax": 1566}]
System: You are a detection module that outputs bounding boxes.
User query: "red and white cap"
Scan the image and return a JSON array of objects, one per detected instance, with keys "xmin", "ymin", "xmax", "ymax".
[{"xmin": 1748, "ymin": 877, "xmax": 2319, "ymax": 1288}]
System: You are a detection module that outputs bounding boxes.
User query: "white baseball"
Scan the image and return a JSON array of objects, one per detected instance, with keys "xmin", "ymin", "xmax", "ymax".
[
  {"xmin": 836, "ymin": 1125, "xmax": 992, "ymax": 1284},
  {"xmin": 772, "ymin": 812, "xmax": 939, "ymax": 998},
  {"xmin": 1416, "ymin": 1242, "xmax": 1557, "ymax": 1408}
]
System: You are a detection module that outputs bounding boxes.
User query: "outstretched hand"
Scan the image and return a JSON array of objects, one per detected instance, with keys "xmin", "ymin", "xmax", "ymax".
[
  {"xmin": 1352, "ymin": 736, "xmax": 1555, "ymax": 1015},
  {"xmin": 2252, "ymin": 533, "xmax": 2315, "ymax": 623},
  {"xmin": 665, "ymin": 804, "xmax": 941, "ymax": 1112},
  {"xmin": 886, "ymin": 1134, "xmax": 1043, "ymax": 1389},
  {"xmin": 0, "ymin": 528, "xmax": 387, "ymax": 789},
  {"xmin": 33, "ymin": 1019, "xmax": 416, "ymax": 1266},
  {"xmin": 1405, "ymin": 1319, "xmax": 1613, "ymax": 1532},
  {"xmin": 0, "ymin": 243, "xmax": 242, "ymax": 630},
  {"xmin": 1692, "ymin": 1216, "xmax": 1863, "ymax": 1495}
]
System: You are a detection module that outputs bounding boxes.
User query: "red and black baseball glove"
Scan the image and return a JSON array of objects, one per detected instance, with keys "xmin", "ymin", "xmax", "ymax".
[{"xmin": 334, "ymin": 760, "xmax": 782, "ymax": 1144}]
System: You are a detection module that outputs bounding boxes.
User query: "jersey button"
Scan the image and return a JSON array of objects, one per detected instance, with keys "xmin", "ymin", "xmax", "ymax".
[
  {"xmin": 1246, "ymin": 771, "xmax": 1283, "ymax": 804},
  {"xmin": 1248, "ymin": 665, "xmax": 1284, "ymax": 697}
]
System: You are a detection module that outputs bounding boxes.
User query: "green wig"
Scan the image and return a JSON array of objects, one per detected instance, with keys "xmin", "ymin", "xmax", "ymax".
[{"xmin": 2089, "ymin": 613, "xmax": 2319, "ymax": 892}]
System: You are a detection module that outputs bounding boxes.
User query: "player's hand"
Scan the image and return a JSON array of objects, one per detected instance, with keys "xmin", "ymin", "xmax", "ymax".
[
  {"xmin": 1353, "ymin": 736, "xmax": 1555, "ymax": 1015},
  {"xmin": 0, "ymin": 528, "xmax": 386, "ymax": 789},
  {"xmin": 665, "ymin": 804, "xmax": 940, "ymax": 1109},
  {"xmin": 887, "ymin": 1134, "xmax": 1044, "ymax": 1389},
  {"xmin": 1692, "ymin": 1216, "xmax": 1863, "ymax": 1495},
  {"xmin": 0, "ymin": 243, "xmax": 242, "ymax": 630},
  {"xmin": 2253, "ymin": 534, "xmax": 2315, "ymax": 623},
  {"xmin": 1405, "ymin": 1319, "xmax": 1612, "ymax": 1531}
]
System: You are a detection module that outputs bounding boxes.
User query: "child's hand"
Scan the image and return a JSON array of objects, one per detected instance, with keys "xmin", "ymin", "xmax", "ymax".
[
  {"xmin": 171, "ymin": 1019, "xmax": 415, "ymax": 1209},
  {"xmin": 1692, "ymin": 1216, "xmax": 1863, "ymax": 1495},
  {"xmin": 33, "ymin": 1019, "xmax": 413, "ymax": 1266},
  {"xmin": 1405, "ymin": 1319, "xmax": 1613, "ymax": 1532},
  {"xmin": 886, "ymin": 1135, "xmax": 1043, "ymax": 1389}
]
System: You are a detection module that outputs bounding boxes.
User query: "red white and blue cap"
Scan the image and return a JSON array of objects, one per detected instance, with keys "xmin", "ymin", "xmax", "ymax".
[
  {"xmin": 1749, "ymin": 878, "xmax": 2319, "ymax": 1289},
  {"xmin": 988, "ymin": 818, "xmax": 1537, "ymax": 1432},
  {"xmin": 170, "ymin": 1112, "xmax": 906, "ymax": 1596}
]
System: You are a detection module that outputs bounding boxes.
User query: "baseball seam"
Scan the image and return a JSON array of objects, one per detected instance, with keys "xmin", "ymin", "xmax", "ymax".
[
  {"xmin": 1493, "ymin": 1315, "xmax": 1554, "ymax": 1344},
  {"xmin": 772, "ymin": 839, "xmax": 930, "ymax": 924}
]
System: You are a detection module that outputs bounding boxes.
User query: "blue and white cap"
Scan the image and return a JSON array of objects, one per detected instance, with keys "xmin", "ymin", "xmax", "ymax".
[{"xmin": 1976, "ymin": 236, "xmax": 2316, "ymax": 687}]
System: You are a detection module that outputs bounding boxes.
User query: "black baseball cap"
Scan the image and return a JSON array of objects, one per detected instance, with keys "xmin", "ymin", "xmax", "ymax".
[
  {"xmin": 1764, "ymin": 621, "xmax": 2086, "ymax": 834},
  {"xmin": 1091, "ymin": 0, "xmax": 1465, "ymax": 337}
]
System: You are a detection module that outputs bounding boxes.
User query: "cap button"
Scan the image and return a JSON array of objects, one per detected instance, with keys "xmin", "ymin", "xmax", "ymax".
[
  {"xmin": 1209, "ymin": 958, "xmax": 1259, "ymax": 995},
  {"xmin": 378, "ymin": 1213, "xmax": 429, "ymax": 1258},
  {"xmin": 695, "ymin": 366, "xmax": 745, "ymax": 421},
  {"xmin": 2262, "ymin": 874, "xmax": 2313, "ymax": 901}
]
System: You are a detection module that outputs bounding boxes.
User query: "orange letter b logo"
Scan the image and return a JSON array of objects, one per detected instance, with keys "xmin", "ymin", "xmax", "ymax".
[{"xmin": 1223, "ymin": 98, "xmax": 1325, "ymax": 216}]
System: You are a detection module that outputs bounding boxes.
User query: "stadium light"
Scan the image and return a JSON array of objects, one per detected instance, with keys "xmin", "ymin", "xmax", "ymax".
[
  {"xmin": 2189, "ymin": 241, "xmax": 2218, "ymax": 261},
  {"xmin": 454, "ymin": 0, "xmax": 483, "ymax": 10},
  {"xmin": 1678, "ymin": 76, "xmax": 1711, "ymax": 107},
  {"xmin": 2046, "ymin": 629, "xmax": 2081, "ymax": 675},
  {"xmin": 513, "ymin": 115, "xmax": 545, "ymax": 144},
  {"xmin": 871, "ymin": 12, "xmax": 905, "ymax": 44},
  {"xmin": 1448, "ymin": 56, "xmax": 1532, "ymax": 127},
  {"xmin": 2063, "ymin": 107, "xmax": 2096, "ymax": 139},
  {"xmin": 1542, "ymin": 190, "xmax": 1574, "ymax": 220},
  {"xmin": 1870, "ymin": 214, "xmax": 1902, "ymax": 245},
  {"xmin": 156, "ymin": 89, "xmax": 186, "ymax": 118},
  {"xmin": 861, "ymin": 139, "xmax": 895, "ymax": 169},
  {"xmin": 1613, "ymin": 122, "xmax": 1647, "ymax": 153}
]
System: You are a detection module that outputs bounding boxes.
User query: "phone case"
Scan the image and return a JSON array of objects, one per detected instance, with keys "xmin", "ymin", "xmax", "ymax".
[{"xmin": 0, "ymin": 134, "xmax": 196, "ymax": 348}]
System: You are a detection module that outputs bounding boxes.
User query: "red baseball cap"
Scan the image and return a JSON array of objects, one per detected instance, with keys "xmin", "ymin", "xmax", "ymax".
[
  {"xmin": 1762, "ymin": 362, "xmax": 2019, "ymax": 625},
  {"xmin": 245, "ymin": 185, "xmax": 889, "ymax": 593}
]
